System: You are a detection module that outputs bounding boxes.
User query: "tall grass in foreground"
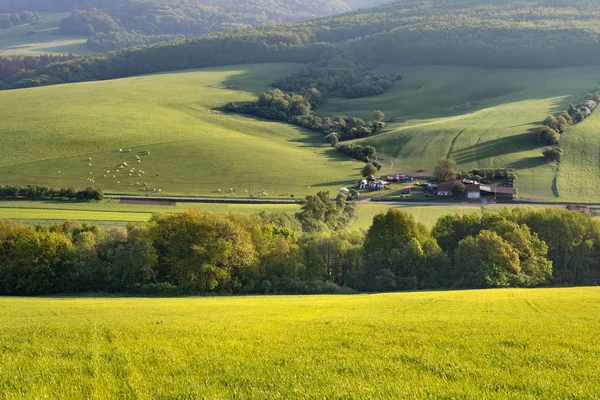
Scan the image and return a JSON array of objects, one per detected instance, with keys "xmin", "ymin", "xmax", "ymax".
[{"xmin": 0, "ymin": 288, "xmax": 598, "ymax": 398}]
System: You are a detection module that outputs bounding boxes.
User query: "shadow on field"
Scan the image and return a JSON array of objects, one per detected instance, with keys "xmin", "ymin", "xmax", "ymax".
[
  {"xmin": 506, "ymin": 156, "xmax": 546, "ymax": 170},
  {"xmin": 451, "ymin": 131, "xmax": 538, "ymax": 164},
  {"xmin": 310, "ymin": 180, "xmax": 358, "ymax": 188}
]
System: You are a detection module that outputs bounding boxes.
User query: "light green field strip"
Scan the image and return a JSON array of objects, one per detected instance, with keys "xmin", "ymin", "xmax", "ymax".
[
  {"xmin": 0, "ymin": 63, "xmax": 362, "ymax": 198},
  {"xmin": 0, "ymin": 200, "xmax": 301, "ymax": 224},
  {"xmin": 352, "ymin": 203, "xmax": 484, "ymax": 229},
  {"xmin": 0, "ymin": 12, "xmax": 88, "ymax": 56},
  {"xmin": 0, "ymin": 208, "xmax": 152, "ymax": 222},
  {"xmin": 1, "ymin": 288, "xmax": 599, "ymax": 398},
  {"xmin": 0, "ymin": 200, "xmax": 504, "ymax": 230},
  {"xmin": 322, "ymin": 65, "xmax": 600, "ymax": 201}
]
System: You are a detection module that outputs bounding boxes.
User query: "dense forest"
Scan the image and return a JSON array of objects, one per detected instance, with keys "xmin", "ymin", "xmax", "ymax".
[
  {"xmin": 3, "ymin": 0, "xmax": 600, "ymax": 89},
  {"xmin": 58, "ymin": 0, "xmax": 355, "ymax": 51},
  {"xmin": 1, "ymin": 197, "xmax": 599, "ymax": 295}
]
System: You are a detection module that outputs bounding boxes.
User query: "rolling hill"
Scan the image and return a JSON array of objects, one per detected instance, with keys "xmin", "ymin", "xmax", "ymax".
[
  {"xmin": 320, "ymin": 65, "xmax": 600, "ymax": 200},
  {"xmin": 9, "ymin": 0, "xmax": 600, "ymax": 89},
  {"xmin": 0, "ymin": 0, "xmax": 395, "ymax": 53},
  {"xmin": 3, "ymin": 0, "xmax": 600, "ymax": 202},
  {"xmin": 0, "ymin": 63, "xmax": 362, "ymax": 197}
]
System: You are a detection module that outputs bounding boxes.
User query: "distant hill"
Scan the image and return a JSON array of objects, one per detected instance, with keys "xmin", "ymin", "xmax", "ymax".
[
  {"xmin": 0, "ymin": 0, "xmax": 396, "ymax": 52},
  {"xmin": 5, "ymin": 0, "xmax": 600, "ymax": 89}
]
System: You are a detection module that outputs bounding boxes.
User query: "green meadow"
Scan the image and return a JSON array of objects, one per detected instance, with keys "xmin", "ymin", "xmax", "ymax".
[
  {"xmin": 322, "ymin": 65, "xmax": 600, "ymax": 201},
  {"xmin": 0, "ymin": 12, "xmax": 88, "ymax": 56},
  {"xmin": 0, "ymin": 63, "xmax": 362, "ymax": 198},
  {"xmin": 557, "ymin": 110, "xmax": 600, "ymax": 202},
  {"xmin": 1, "ymin": 288, "xmax": 599, "ymax": 398}
]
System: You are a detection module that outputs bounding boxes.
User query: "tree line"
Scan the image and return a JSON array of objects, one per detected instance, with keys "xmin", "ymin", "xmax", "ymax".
[
  {"xmin": 225, "ymin": 88, "xmax": 387, "ymax": 140},
  {"xmin": 539, "ymin": 86, "xmax": 600, "ymax": 162},
  {"xmin": 0, "ymin": 185, "xmax": 103, "ymax": 201},
  {"xmin": 6, "ymin": 0, "xmax": 600, "ymax": 90},
  {"xmin": 1, "ymin": 193, "xmax": 600, "ymax": 295},
  {"xmin": 224, "ymin": 60, "xmax": 396, "ymax": 160}
]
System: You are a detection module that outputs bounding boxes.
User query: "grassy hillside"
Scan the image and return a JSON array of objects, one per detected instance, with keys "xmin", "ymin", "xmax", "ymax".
[
  {"xmin": 320, "ymin": 65, "xmax": 600, "ymax": 200},
  {"xmin": 0, "ymin": 63, "xmax": 362, "ymax": 197},
  {"xmin": 556, "ymin": 111, "xmax": 600, "ymax": 202},
  {"xmin": 0, "ymin": 12, "xmax": 87, "ymax": 55},
  {"xmin": 1, "ymin": 288, "xmax": 599, "ymax": 398}
]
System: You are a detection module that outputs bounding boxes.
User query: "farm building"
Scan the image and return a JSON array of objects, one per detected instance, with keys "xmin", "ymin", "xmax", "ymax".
[
  {"xmin": 480, "ymin": 185, "xmax": 515, "ymax": 200},
  {"xmin": 437, "ymin": 182, "xmax": 453, "ymax": 197},
  {"xmin": 465, "ymin": 184, "xmax": 480, "ymax": 200},
  {"xmin": 437, "ymin": 181, "xmax": 515, "ymax": 200}
]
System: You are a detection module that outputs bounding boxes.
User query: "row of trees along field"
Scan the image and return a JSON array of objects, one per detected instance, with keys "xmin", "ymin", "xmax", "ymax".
[
  {"xmin": 1, "ymin": 195, "xmax": 599, "ymax": 295},
  {"xmin": 0, "ymin": 185, "xmax": 103, "ymax": 201},
  {"xmin": 5, "ymin": 0, "xmax": 600, "ymax": 89},
  {"xmin": 224, "ymin": 58, "xmax": 395, "ymax": 159},
  {"xmin": 540, "ymin": 86, "xmax": 600, "ymax": 163}
]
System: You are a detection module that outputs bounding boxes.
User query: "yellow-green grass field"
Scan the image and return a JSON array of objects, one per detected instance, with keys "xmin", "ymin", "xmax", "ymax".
[
  {"xmin": 1, "ymin": 288, "xmax": 599, "ymax": 398},
  {"xmin": 0, "ymin": 12, "xmax": 88, "ymax": 56},
  {"xmin": 321, "ymin": 65, "xmax": 600, "ymax": 201},
  {"xmin": 0, "ymin": 63, "xmax": 363, "ymax": 198}
]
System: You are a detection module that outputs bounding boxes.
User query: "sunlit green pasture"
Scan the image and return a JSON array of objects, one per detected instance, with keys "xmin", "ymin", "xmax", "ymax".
[
  {"xmin": 321, "ymin": 65, "xmax": 600, "ymax": 201},
  {"xmin": 0, "ymin": 63, "xmax": 362, "ymax": 198},
  {"xmin": 0, "ymin": 12, "xmax": 88, "ymax": 56},
  {"xmin": 557, "ymin": 110, "xmax": 600, "ymax": 202},
  {"xmin": 1, "ymin": 288, "xmax": 599, "ymax": 398}
]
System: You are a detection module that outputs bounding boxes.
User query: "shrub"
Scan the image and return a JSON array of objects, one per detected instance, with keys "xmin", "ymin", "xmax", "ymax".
[
  {"xmin": 542, "ymin": 146, "xmax": 563, "ymax": 162},
  {"xmin": 538, "ymin": 126, "xmax": 560, "ymax": 145}
]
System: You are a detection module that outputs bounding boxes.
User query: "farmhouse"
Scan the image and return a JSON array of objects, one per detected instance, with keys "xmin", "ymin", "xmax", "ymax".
[{"xmin": 437, "ymin": 182, "xmax": 453, "ymax": 197}]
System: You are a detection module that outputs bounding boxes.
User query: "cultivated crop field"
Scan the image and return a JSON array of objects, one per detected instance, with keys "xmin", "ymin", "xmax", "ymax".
[
  {"xmin": 1, "ymin": 289, "xmax": 599, "ymax": 398},
  {"xmin": 322, "ymin": 66, "xmax": 600, "ymax": 201},
  {"xmin": 0, "ymin": 200, "xmax": 500, "ymax": 229},
  {"xmin": 0, "ymin": 63, "xmax": 362, "ymax": 198},
  {"xmin": 0, "ymin": 200, "xmax": 300, "ymax": 225},
  {"xmin": 0, "ymin": 12, "xmax": 88, "ymax": 56}
]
